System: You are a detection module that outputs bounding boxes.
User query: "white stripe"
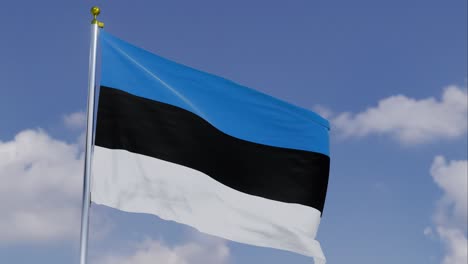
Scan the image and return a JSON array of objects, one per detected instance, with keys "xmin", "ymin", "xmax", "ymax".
[{"xmin": 91, "ymin": 146, "xmax": 325, "ymax": 263}]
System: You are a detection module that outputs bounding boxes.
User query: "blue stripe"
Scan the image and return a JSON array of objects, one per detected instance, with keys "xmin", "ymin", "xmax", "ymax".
[{"xmin": 100, "ymin": 31, "xmax": 330, "ymax": 155}]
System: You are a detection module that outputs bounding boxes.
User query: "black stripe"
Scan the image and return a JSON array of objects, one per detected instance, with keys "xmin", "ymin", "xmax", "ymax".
[{"xmin": 95, "ymin": 86, "xmax": 330, "ymax": 213}]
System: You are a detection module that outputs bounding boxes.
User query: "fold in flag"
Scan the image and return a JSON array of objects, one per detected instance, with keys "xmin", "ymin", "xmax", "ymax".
[{"xmin": 92, "ymin": 31, "xmax": 330, "ymax": 264}]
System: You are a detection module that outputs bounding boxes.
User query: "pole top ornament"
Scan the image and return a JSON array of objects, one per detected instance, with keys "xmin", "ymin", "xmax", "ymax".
[{"xmin": 91, "ymin": 6, "xmax": 104, "ymax": 28}]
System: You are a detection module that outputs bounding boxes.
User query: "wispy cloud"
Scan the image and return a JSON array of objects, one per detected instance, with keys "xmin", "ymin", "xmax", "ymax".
[
  {"xmin": 313, "ymin": 105, "xmax": 334, "ymax": 120},
  {"xmin": 63, "ymin": 111, "xmax": 87, "ymax": 150},
  {"xmin": 332, "ymin": 85, "xmax": 467, "ymax": 144},
  {"xmin": 94, "ymin": 236, "xmax": 230, "ymax": 264},
  {"xmin": 63, "ymin": 111, "xmax": 86, "ymax": 130},
  {"xmin": 429, "ymin": 156, "xmax": 467, "ymax": 264}
]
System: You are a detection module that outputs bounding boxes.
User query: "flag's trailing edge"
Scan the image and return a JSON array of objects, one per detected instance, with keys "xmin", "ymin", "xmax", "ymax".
[{"xmin": 92, "ymin": 31, "xmax": 330, "ymax": 264}]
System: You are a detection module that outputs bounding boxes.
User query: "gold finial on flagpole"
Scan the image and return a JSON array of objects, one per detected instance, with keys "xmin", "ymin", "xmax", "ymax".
[{"xmin": 91, "ymin": 6, "xmax": 104, "ymax": 28}]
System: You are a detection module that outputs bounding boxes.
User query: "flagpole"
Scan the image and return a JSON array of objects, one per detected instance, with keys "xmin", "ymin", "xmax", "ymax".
[{"xmin": 79, "ymin": 6, "xmax": 103, "ymax": 264}]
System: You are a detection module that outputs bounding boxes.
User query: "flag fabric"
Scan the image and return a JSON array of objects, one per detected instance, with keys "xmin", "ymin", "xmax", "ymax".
[{"xmin": 91, "ymin": 31, "xmax": 330, "ymax": 263}]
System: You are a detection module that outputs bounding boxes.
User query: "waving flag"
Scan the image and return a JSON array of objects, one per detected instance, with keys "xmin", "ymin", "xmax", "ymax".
[{"xmin": 91, "ymin": 31, "xmax": 330, "ymax": 263}]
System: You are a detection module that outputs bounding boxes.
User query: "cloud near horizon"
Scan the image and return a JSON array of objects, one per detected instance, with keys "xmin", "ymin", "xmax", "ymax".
[
  {"xmin": 0, "ymin": 111, "xmax": 104, "ymax": 244},
  {"xmin": 430, "ymin": 156, "xmax": 467, "ymax": 264},
  {"xmin": 94, "ymin": 237, "xmax": 230, "ymax": 264},
  {"xmin": 332, "ymin": 85, "xmax": 467, "ymax": 144},
  {"xmin": 0, "ymin": 129, "xmax": 83, "ymax": 243}
]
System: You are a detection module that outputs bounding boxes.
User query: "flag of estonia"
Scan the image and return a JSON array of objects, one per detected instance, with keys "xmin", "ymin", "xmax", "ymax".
[{"xmin": 92, "ymin": 31, "xmax": 330, "ymax": 263}]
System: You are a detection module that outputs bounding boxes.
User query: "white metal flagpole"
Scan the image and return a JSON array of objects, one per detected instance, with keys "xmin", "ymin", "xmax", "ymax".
[{"xmin": 79, "ymin": 6, "xmax": 103, "ymax": 264}]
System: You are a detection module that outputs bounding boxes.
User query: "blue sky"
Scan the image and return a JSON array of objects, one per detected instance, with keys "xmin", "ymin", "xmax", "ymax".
[{"xmin": 0, "ymin": 1, "xmax": 466, "ymax": 264}]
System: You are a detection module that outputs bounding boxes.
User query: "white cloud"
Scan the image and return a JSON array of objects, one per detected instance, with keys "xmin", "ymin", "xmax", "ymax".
[
  {"xmin": 431, "ymin": 156, "xmax": 468, "ymax": 225},
  {"xmin": 437, "ymin": 227, "xmax": 467, "ymax": 264},
  {"xmin": 63, "ymin": 111, "xmax": 87, "ymax": 150},
  {"xmin": 63, "ymin": 111, "xmax": 86, "ymax": 130},
  {"xmin": 430, "ymin": 156, "xmax": 467, "ymax": 264},
  {"xmin": 0, "ymin": 129, "xmax": 84, "ymax": 243},
  {"xmin": 95, "ymin": 237, "xmax": 230, "ymax": 264},
  {"xmin": 333, "ymin": 85, "xmax": 467, "ymax": 144}
]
